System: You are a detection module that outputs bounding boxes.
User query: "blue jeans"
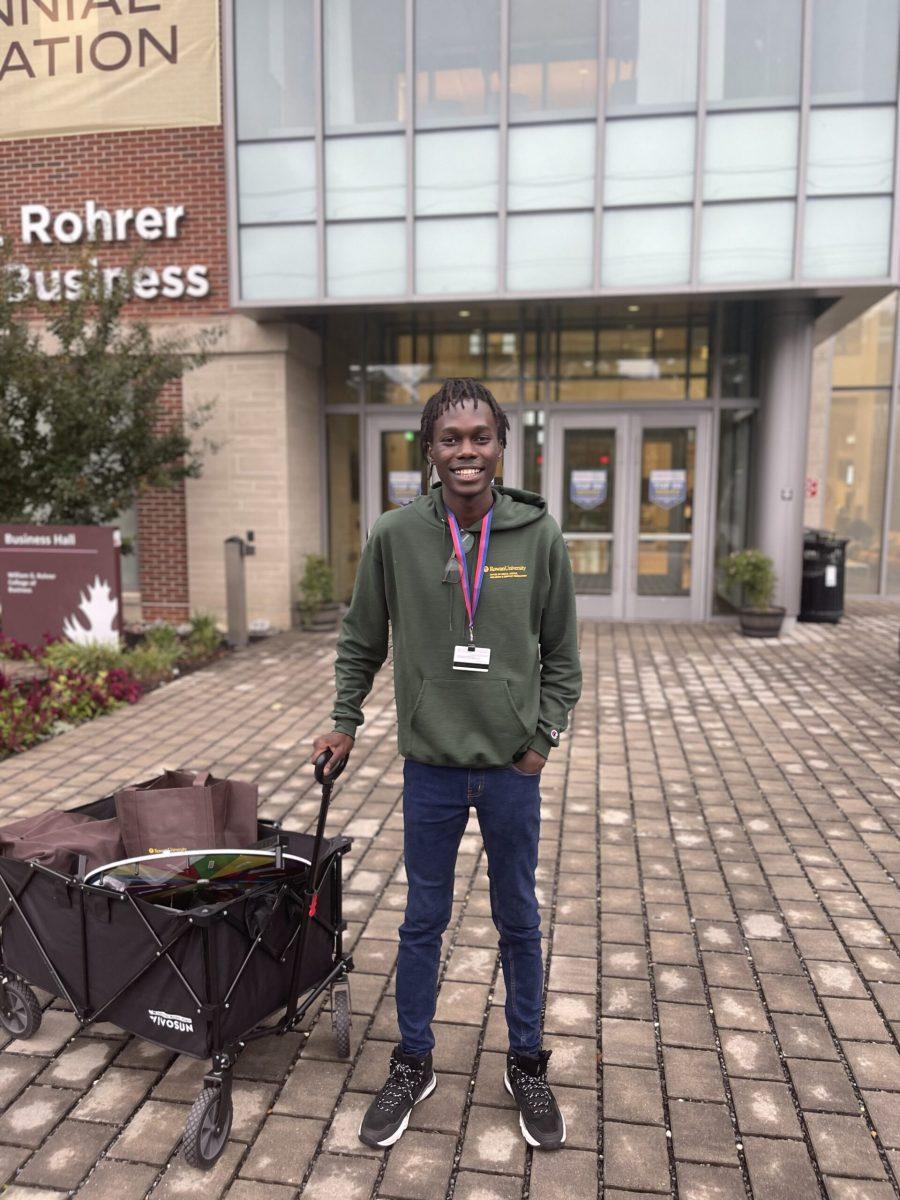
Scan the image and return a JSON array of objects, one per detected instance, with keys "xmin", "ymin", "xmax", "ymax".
[{"xmin": 396, "ymin": 759, "xmax": 544, "ymax": 1058}]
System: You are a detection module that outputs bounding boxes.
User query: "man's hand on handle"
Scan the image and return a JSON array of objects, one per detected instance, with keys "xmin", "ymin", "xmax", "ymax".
[{"xmin": 311, "ymin": 731, "xmax": 355, "ymax": 776}]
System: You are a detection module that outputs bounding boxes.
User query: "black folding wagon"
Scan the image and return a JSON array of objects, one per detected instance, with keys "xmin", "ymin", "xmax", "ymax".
[{"xmin": 0, "ymin": 753, "xmax": 353, "ymax": 1170}]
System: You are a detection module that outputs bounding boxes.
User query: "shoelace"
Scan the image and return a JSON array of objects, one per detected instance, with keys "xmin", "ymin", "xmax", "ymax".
[
  {"xmin": 510, "ymin": 1063, "xmax": 552, "ymax": 1116},
  {"xmin": 375, "ymin": 1060, "xmax": 420, "ymax": 1112}
]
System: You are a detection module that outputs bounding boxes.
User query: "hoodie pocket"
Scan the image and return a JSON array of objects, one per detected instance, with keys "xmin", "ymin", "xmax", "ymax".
[{"xmin": 407, "ymin": 678, "xmax": 530, "ymax": 767}]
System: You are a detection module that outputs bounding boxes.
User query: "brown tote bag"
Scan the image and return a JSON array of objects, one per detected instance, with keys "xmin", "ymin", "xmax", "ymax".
[
  {"xmin": 0, "ymin": 810, "xmax": 125, "ymax": 873},
  {"xmin": 114, "ymin": 770, "xmax": 258, "ymax": 858}
]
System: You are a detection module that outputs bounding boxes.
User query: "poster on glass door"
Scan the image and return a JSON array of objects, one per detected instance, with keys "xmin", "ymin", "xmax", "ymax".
[
  {"xmin": 569, "ymin": 470, "xmax": 608, "ymax": 510},
  {"xmin": 388, "ymin": 471, "xmax": 422, "ymax": 507},
  {"xmin": 648, "ymin": 469, "xmax": 687, "ymax": 510}
]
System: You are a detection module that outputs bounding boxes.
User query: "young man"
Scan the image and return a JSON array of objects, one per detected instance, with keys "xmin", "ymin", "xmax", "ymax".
[{"xmin": 311, "ymin": 378, "xmax": 581, "ymax": 1151}]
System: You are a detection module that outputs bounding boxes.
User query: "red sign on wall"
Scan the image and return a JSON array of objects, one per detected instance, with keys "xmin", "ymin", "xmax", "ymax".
[{"xmin": 0, "ymin": 525, "xmax": 122, "ymax": 648}]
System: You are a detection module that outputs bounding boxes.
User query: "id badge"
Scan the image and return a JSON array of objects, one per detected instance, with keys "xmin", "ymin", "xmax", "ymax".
[{"xmin": 453, "ymin": 644, "xmax": 491, "ymax": 672}]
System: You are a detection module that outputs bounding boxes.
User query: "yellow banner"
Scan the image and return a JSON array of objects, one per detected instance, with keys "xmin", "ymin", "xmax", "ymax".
[{"xmin": 0, "ymin": 0, "xmax": 220, "ymax": 140}]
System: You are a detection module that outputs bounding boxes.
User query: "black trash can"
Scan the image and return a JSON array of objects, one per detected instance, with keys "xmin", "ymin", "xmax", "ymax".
[{"xmin": 799, "ymin": 530, "xmax": 849, "ymax": 623}]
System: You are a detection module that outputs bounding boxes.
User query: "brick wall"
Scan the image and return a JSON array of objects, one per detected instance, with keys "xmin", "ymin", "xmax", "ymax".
[
  {"xmin": 0, "ymin": 101, "xmax": 229, "ymax": 622},
  {"xmin": 0, "ymin": 124, "xmax": 229, "ymax": 319},
  {"xmin": 136, "ymin": 379, "xmax": 190, "ymax": 623}
]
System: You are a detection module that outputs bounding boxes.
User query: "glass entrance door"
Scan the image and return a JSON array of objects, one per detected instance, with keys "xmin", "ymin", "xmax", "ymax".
[
  {"xmin": 549, "ymin": 412, "xmax": 712, "ymax": 620},
  {"xmin": 365, "ymin": 416, "xmax": 423, "ymax": 533},
  {"xmin": 548, "ymin": 416, "xmax": 627, "ymax": 618},
  {"xmin": 364, "ymin": 412, "xmax": 520, "ymax": 534},
  {"xmin": 636, "ymin": 426, "xmax": 695, "ymax": 598}
]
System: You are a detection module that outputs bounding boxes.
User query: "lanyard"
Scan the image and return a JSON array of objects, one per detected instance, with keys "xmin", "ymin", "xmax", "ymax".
[{"xmin": 446, "ymin": 506, "xmax": 492, "ymax": 644}]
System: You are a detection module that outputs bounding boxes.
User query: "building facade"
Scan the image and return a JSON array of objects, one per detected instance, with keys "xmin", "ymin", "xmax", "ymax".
[{"xmin": 4, "ymin": 0, "xmax": 900, "ymax": 626}]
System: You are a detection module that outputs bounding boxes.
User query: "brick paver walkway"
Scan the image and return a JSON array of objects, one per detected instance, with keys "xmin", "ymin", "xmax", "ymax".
[{"xmin": 1, "ymin": 604, "xmax": 900, "ymax": 1199}]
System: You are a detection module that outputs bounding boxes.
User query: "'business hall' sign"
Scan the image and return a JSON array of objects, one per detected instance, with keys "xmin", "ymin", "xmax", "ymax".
[{"xmin": 0, "ymin": 525, "xmax": 122, "ymax": 647}]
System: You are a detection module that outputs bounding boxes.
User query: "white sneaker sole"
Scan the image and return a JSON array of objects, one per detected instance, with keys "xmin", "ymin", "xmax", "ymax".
[
  {"xmin": 358, "ymin": 1072, "xmax": 437, "ymax": 1148},
  {"xmin": 504, "ymin": 1072, "xmax": 567, "ymax": 1149}
]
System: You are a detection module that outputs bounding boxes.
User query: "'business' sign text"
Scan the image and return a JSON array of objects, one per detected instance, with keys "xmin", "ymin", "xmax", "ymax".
[{"xmin": 4, "ymin": 198, "xmax": 210, "ymax": 302}]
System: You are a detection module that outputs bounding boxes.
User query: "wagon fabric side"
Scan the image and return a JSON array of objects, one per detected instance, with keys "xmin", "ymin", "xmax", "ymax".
[{"xmin": 0, "ymin": 823, "xmax": 349, "ymax": 1058}]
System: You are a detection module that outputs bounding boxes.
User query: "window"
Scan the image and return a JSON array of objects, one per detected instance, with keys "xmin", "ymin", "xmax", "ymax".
[
  {"xmin": 415, "ymin": 217, "xmax": 499, "ymax": 294},
  {"xmin": 415, "ymin": 130, "xmax": 500, "ymax": 215},
  {"xmin": 601, "ymin": 207, "xmax": 692, "ymax": 286},
  {"xmin": 807, "ymin": 108, "xmax": 896, "ymax": 196},
  {"xmin": 714, "ymin": 409, "xmax": 755, "ymax": 612},
  {"xmin": 507, "ymin": 213, "xmax": 594, "ymax": 291},
  {"xmin": 240, "ymin": 226, "xmax": 317, "ymax": 300},
  {"xmin": 327, "ymin": 414, "xmax": 362, "ymax": 603},
  {"xmin": 720, "ymin": 301, "xmax": 758, "ymax": 398},
  {"xmin": 235, "ymin": 0, "xmax": 315, "ymax": 139},
  {"xmin": 238, "ymin": 142, "xmax": 317, "ymax": 224},
  {"xmin": 604, "ymin": 116, "xmax": 695, "ymax": 206},
  {"xmin": 607, "ymin": 0, "xmax": 699, "ymax": 114},
  {"xmin": 812, "ymin": 0, "xmax": 900, "ymax": 103},
  {"xmin": 325, "ymin": 0, "xmax": 406, "ymax": 131},
  {"xmin": 803, "ymin": 197, "xmax": 892, "ymax": 279},
  {"xmin": 832, "ymin": 294, "xmax": 897, "ymax": 389},
  {"xmin": 415, "ymin": 0, "xmax": 501, "ymax": 126},
  {"xmin": 509, "ymin": 0, "xmax": 598, "ymax": 119},
  {"xmin": 554, "ymin": 317, "xmax": 708, "ymax": 403},
  {"xmin": 508, "ymin": 123, "xmax": 596, "ymax": 211},
  {"xmin": 326, "ymin": 222, "xmax": 407, "ymax": 296},
  {"xmin": 701, "ymin": 201, "xmax": 794, "ymax": 283},
  {"xmin": 888, "ymin": 417, "xmax": 900, "ymax": 594},
  {"xmin": 706, "ymin": 0, "xmax": 802, "ymax": 109},
  {"xmin": 824, "ymin": 390, "xmax": 890, "ymax": 593},
  {"xmin": 704, "ymin": 112, "xmax": 798, "ymax": 200},
  {"xmin": 325, "ymin": 136, "xmax": 406, "ymax": 220}
]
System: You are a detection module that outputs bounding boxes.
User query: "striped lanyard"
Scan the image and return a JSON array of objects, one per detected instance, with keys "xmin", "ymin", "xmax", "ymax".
[{"xmin": 446, "ymin": 506, "xmax": 493, "ymax": 644}]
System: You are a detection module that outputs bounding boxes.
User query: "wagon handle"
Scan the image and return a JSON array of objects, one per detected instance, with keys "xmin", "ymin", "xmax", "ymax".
[
  {"xmin": 283, "ymin": 748, "xmax": 346, "ymax": 1029},
  {"xmin": 314, "ymin": 750, "xmax": 348, "ymax": 785}
]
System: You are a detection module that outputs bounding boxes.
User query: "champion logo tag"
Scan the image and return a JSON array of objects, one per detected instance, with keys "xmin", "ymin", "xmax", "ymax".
[
  {"xmin": 148, "ymin": 1008, "xmax": 194, "ymax": 1033},
  {"xmin": 550, "ymin": 729, "xmax": 559, "ymax": 741}
]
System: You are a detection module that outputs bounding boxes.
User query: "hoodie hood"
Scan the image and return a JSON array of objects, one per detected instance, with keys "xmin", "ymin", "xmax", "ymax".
[{"xmin": 411, "ymin": 483, "xmax": 547, "ymax": 531}]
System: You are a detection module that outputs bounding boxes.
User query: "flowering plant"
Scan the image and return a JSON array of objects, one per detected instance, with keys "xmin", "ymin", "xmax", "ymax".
[{"xmin": 0, "ymin": 665, "xmax": 141, "ymax": 758}]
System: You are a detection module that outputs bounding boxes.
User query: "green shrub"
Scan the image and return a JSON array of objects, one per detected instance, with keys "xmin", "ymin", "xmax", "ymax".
[
  {"xmin": 144, "ymin": 622, "xmax": 181, "ymax": 652},
  {"xmin": 184, "ymin": 612, "xmax": 223, "ymax": 660},
  {"xmin": 298, "ymin": 554, "xmax": 335, "ymax": 625},
  {"xmin": 123, "ymin": 642, "xmax": 180, "ymax": 686},
  {"xmin": 42, "ymin": 640, "xmax": 125, "ymax": 675},
  {"xmin": 722, "ymin": 549, "xmax": 777, "ymax": 610}
]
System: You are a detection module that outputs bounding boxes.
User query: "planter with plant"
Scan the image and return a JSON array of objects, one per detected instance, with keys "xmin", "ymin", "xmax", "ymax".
[
  {"xmin": 722, "ymin": 549, "xmax": 785, "ymax": 638},
  {"xmin": 297, "ymin": 555, "xmax": 341, "ymax": 631}
]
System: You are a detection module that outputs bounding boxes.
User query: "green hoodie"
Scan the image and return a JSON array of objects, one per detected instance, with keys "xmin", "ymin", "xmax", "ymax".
[{"xmin": 332, "ymin": 484, "xmax": 582, "ymax": 768}]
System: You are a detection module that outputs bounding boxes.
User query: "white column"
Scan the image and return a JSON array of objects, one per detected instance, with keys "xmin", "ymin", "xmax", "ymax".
[{"xmin": 754, "ymin": 296, "xmax": 816, "ymax": 625}]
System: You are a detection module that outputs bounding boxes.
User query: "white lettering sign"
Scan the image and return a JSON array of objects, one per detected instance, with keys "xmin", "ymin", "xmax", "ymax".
[
  {"xmin": 5, "ymin": 198, "xmax": 210, "ymax": 303},
  {"xmin": 148, "ymin": 1008, "xmax": 194, "ymax": 1033}
]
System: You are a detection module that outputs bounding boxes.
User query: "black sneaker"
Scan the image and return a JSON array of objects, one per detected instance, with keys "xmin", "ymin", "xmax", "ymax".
[
  {"xmin": 505, "ymin": 1049, "xmax": 566, "ymax": 1150},
  {"xmin": 358, "ymin": 1046, "xmax": 437, "ymax": 1147}
]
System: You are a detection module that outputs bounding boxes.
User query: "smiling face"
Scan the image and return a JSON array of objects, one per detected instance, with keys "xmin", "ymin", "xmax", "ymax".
[{"xmin": 426, "ymin": 398, "xmax": 503, "ymax": 508}]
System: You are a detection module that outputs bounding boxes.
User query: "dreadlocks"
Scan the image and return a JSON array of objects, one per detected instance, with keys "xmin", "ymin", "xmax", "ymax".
[{"xmin": 420, "ymin": 378, "xmax": 510, "ymax": 457}]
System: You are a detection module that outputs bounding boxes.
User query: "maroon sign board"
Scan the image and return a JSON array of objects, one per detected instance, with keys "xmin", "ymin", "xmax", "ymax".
[{"xmin": 0, "ymin": 525, "xmax": 122, "ymax": 648}]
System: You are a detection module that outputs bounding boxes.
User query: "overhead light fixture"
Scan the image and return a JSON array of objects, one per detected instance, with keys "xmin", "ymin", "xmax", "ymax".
[
  {"xmin": 458, "ymin": 309, "xmax": 471, "ymax": 317},
  {"xmin": 627, "ymin": 304, "xmax": 640, "ymax": 313}
]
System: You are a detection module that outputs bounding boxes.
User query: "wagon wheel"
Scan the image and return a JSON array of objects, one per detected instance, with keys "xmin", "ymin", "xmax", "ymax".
[
  {"xmin": 183, "ymin": 1086, "xmax": 233, "ymax": 1170},
  {"xmin": 331, "ymin": 982, "xmax": 352, "ymax": 1058},
  {"xmin": 0, "ymin": 980, "xmax": 41, "ymax": 1040}
]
